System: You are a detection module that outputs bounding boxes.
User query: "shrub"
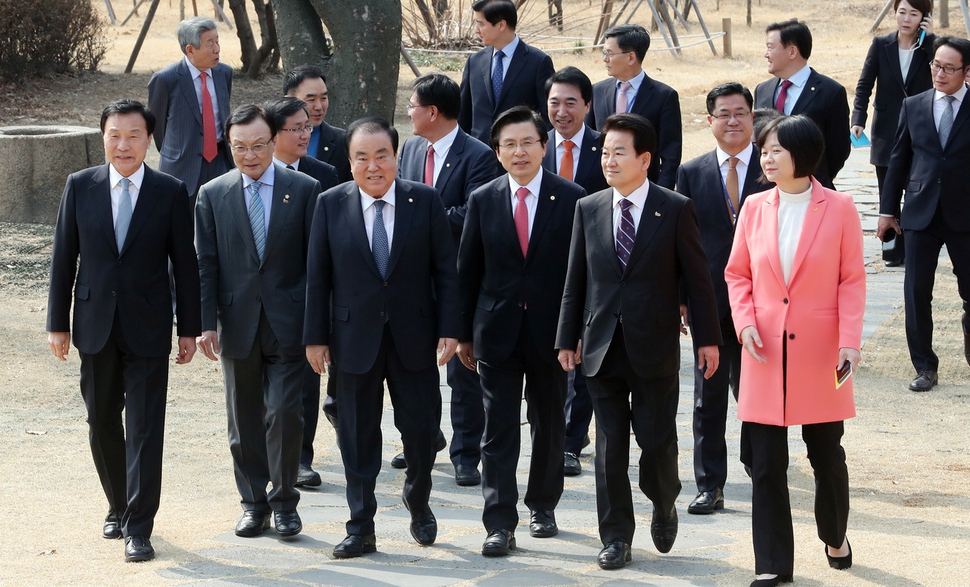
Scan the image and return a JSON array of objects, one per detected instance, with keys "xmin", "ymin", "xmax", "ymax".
[{"xmin": 0, "ymin": 0, "xmax": 109, "ymax": 81}]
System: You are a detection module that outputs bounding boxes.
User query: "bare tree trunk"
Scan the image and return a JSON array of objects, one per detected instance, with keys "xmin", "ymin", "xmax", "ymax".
[
  {"xmin": 270, "ymin": 0, "xmax": 331, "ymax": 71},
  {"xmin": 227, "ymin": 0, "xmax": 258, "ymax": 74},
  {"xmin": 940, "ymin": 0, "xmax": 950, "ymax": 29},
  {"xmin": 243, "ymin": 0, "xmax": 276, "ymax": 77}
]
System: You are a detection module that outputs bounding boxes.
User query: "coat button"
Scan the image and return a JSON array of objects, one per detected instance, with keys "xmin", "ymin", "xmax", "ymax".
[
  {"xmin": 789, "ymin": 333, "xmax": 795, "ymax": 340},
  {"xmin": 111, "ymin": 290, "xmax": 116, "ymax": 296},
  {"xmin": 383, "ymin": 281, "xmax": 388, "ymax": 287},
  {"xmin": 783, "ymin": 298, "xmax": 788, "ymax": 304},
  {"xmin": 380, "ymin": 311, "xmax": 385, "ymax": 316},
  {"xmin": 517, "ymin": 301, "xmax": 523, "ymax": 307}
]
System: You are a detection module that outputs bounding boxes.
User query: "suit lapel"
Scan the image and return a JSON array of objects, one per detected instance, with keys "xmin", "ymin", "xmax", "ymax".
[
  {"xmin": 791, "ymin": 70, "xmax": 822, "ymax": 114},
  {"xmin": 176, "ymin": 61, "xmax": 203, "ymax": 127},
  {"xmin": 629, "ymin": 75, "xmax": 654, "ymax": 114},
  {"xmin": 120, "ymin": 166, "xmax": 161, "ymax": 255},
  {"xmin": 345, "ymin": 184, "xmax": 383, "ymax": 279},
  {"xmin": 624, "ymin": 184, "xmax": 666, "ymax": 273},
  {"xmin": 788, "ymin": 180, "xmax": 827, "ymax": 284},
  {"xmin": 480, "ymin": 51, "xmax": 495, "ymax": 108},
  {"xmin": 526, "ymin": 172, "xmax": 558, "ymax": 262},
  {"xmin": 224, "ymin": 171, "xmax": 261, "ymax": 264},
  {"xmin": 497, "ymin": 43, "xmax": 529, "ymax": 106},
  {"xmin": 497, "ymin": 179, "xmax": 525, "ymax": 262},
  {"xmin": 741, "ymin": 146, "xmax": 767, "ymax": 200},
  {"xmin": 214, "ymin": 66, "xmax": 230, "ymax": 125},
  {"xmin": 91, "ymin": 166, "xmax": 117, "ymax": 256},
  {"xmin": 576, "ymin": 127, "xmax": 601, "ymax": 186},
  {"xmin": 543, "ymin": 129, "xmax": 557, "ymax": 172},
  {"xmin": 762, "ymin": 188, "xmax": 787, "ymax": 289},
  {"xmin": 387, "ymin": 180, "xmax": 413, "ymax": 277},
  {"xmin": 591, "ymin": 191, "xmax": 623, "ymax": 277},
  {"xmin": 944, "ymin": 92, "xmax": 970, "ymax": 150},
  {"xmin": 701, "ymin": 151, "xmax": 734, "ymax": 227},
  {"xmin": 885, "ymin": 34, "xmax": 907, "ymax": 90},
  {"xmin": 263, "ymin": 165, "xmax": 292, "ymax": 263},
  {"xmin": 436, "ymin": 133, "xmax": 461, "ymax": 189}
]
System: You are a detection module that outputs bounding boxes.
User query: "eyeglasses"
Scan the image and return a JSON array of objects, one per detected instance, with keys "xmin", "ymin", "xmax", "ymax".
[
  {"xmin": 406, "ymin": 103, "xmax": 426, "ymax": 112},
  {"xmin": 929, "ymin": 61, "xmax": 966, "ymax": 75},
  {"xmin": 498, "ymin": 139, "xmax": 540, "ymax": 151},
  {"xmin": 279, "ymin": 125, "xmax": 313, "ymax": 134},
  {"xmin": 711, "ymin": 111, "xmax": 752, "ymax": 121},
  {"xmin": 231, "ymin": 143, "xmax": 269, "ymax": 155},
  {"xmin": 601, "ymin": 50, "xmax": 633, "ymax": 59}
]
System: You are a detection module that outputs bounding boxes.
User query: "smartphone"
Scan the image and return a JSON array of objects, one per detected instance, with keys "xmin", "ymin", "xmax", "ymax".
[
  {"xmin": 916, "ymin": 14, "xmax": 930, "ymax": 49},
  {"xmin": 835, "ymin": 361, "xmax": 853, "ymax": 389}
]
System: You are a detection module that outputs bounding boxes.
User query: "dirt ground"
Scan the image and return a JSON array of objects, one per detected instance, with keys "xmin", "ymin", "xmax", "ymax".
[{"xmin": 2, "ymin": 0, "xmax": 969, "ymax": 585}]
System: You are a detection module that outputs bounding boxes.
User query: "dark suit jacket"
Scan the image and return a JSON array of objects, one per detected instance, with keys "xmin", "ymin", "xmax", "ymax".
[
  {"xmin": 47, "ymin": 164, "xmax": 201, "ymax": 355},
  {"xmin": 459, "ymin": 40, "xmax": 555, "ymax": 144},
  {"xmin": 398, "ymin": 127, "xmax": 501, "ymax": 240},
  {"xmin": 312, "ymin": 121, "xmax": 351, "ymax": 183},
  {"xmin": 852, "ymin": 32, "xmax": 936, "ymax": 167},
  {"xmin": 304, "ymin": 179, "xmax": 460, "ymax": 374},
  {"xmin": 196, "ymin": 165, "xmax": 321, "ymax": 358},
  {"xmin": 676, "ymin": 147, "xmax": 774, "ymax": 319},
  {"xmin": 542, "ymin": 126, "xmax": 609, "ymax": 194},
  {"xmin": 585, "ymin": 74, "xmax": 682, "ymax": 189},
  {"xmin": 881, "ymin": 88, "xmax": 970, "ymax": 232},
  {"xmin": 754, "ymin": 69, "xmax": 851, "ymax": 189},
  {"xmin": 556, "ymin": 185, "xmax": 721, "ymax": 378},
  {"xmin": 458, "ymin": 171, "xmax": 586, "ymax": 364},
  {"xmin": 148, "ymin": 59, "xmax": 233, "ymax": 195},
  {"xmin": 295, "ymin": 156, "xmax": 339, "ymax": 192}
]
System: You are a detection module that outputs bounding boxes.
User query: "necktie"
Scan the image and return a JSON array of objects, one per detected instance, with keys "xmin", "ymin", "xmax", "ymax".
[
  {"xmin": 559, "ymin": 139, "xmax": 575, "ymax": 181},
  {"xmin": 616, "ymin": 81, "xmax": 632, "ymax": 113},
  {"xmin": 424, "ymin": 144, "xmax": 435, "ymax": 187},
  {"xmin": 116, "ymin": 177, "xmax": 132, "ymax": 251},
  {"xmin": 940, "ymin": 94, "xmax": 957, "ymax": 149},
  {"xmin": 774, "ymin": 79, "xmax": 793, "ymax": 114},
  {"xmin": 200, "ymin": 71, "xmax": 218, "ymax": 163},
  {"xmin": 286, "ymin": 164, "xmax": 295, "ymax": 170},
  {"xmin": 492, "ymin": 50, "xmax": 505, "ymax": 104},
  {"xmin": 616, "ymin": 198, "xmax": 635, "ymax": 271},
  {"xmin": 372, "ymin": 200, "xmax": 389, "ymax": 279},
  {"xmin": 726, "ymin": 156, "xmax": 740, "ymax": 223},
  {"xmin": 514, "ymin": 187, "xmax": 530, "ymax": 258},
  {"xmin": 248, "ymin": 181, "xmax": 266, "ymax": 260}
]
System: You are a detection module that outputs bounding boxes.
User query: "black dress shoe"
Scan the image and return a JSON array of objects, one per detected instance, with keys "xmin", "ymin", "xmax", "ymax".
[
  {"xmin": 963, "ymin": 313, "xmax": 970, "ymax": 367},
  {"xmin": 909, "ymin": 370, "xmax": 938, "ymax": 392},
  {"xmin": 436, "ymin": 430, "xmax": 447, "ymax": 452},
  {"xmin": 296, "ymin": 463, "xmax": 322, "ymax": 487},
  {"xmin": 884, "ymin": 259, "xmax": 904, "ymax": 268},
  {"xmin": 274, "ymin": 509, "xmax": 302, "ymax": 537},
  {"xmin": 390, "ymin": 431, "xmax": 448, "ymax": 470},
  {"xmin": 749, "ymin": 574, "xmax": 793, "ymax": 586},
  {"xmin": 235, "ymin": 510, "xmax": 271, "ymax": 537},
  {"xmin": 529, "ymin": 510, "xmax": 558, "ymax": 538},
  {"xmin": 826, "ymin": 538, "xmax": 852, "ymax": 570},
  {"xmin": 333, "ymin": 534, "xmax": 377, "ymax": 558},
  {"xmin": 563, "ymin": 452, "xmax": 582, "ymax": 476},
  {"xmin": 597, "ymin": 541, "xmax": 631, "ymax": 569},
  {"xmin": 103, "ymin": 511, "xmax": 122, "ymax": 540},
  {"xmin": 410, "ymin": 512, "xmax": 438, "ymax": 545},
  {"xmin": 687, "ymin": 488, "xmax": 724, "ymax": 515},
  {"xmin": 650, "ymin": 504, "xmax": 678, "ymax": 553},
  {"xmin": 124, "ymin": 535, "xmax": 155, "ymax": 562},
  {"xmin": 481, "ymin": 528, "xmax": 515, "ymax": 557},
  {"xmin": 455, "ymin": 464, "xmax": 481, "ymax": 486}
]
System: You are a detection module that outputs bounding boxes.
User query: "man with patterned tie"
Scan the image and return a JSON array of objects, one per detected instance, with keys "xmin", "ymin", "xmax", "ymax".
[
  {"xmin": 304, "ymin": 117, "xmax": 459, "ymax": 558},
  {"xmin": 195, "ymin": 105, "xmax": 322, "ymax": 540},
  {"xmin": 753, "ymin": 19, "xmax": 850, "ymax": 190},
  {"xmin": 47, "ymin": 100, "xmax": 201, "ymax": 562},
  {"xmin": 556, "ymin": 113, "xmax": 721, "ymax": 570},
  {"xmin": 585, "ymin": 24, "xmax": 681, "ymax": 189},
  {"xmin": 456, "ymin": 106, "xmax": 586, "ymax": 557},
  {"xmin": 148, "ymin": 17, "xmax": 233, "ymax": 199}
]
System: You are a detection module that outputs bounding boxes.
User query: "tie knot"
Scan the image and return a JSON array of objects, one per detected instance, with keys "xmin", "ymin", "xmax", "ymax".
[
  {"xmin": 781, "ymin": 79, "xmax": 793, "ymax": 90},
  {"xmin": 121, "ymin": 177, "xmax": 131, "ymax": 190},
  {"xmin": 249, "ymin": 181, "xmax": 261, "ymax": 196},
  {"xmin": 618, "ymin": 81, "xmax": 632, "ymax": 91},
  {"xmin": 728, "ymin": 156, "xmax": 739, "ymax": 169},
  {"xmin": 495, "ymin": 50, "xmax": 504, "ymax": 62},
  {"xmin": 515, "ymin": 187, "xmax": 530, "ymax": 202},
  {"xmin": 428, "ymin": 144, "xmax": 435, "ymax": 155},
  {"xmin": 286, "ymin": 164, "xmax": 295, "ymax": 170},
  {"xmin": 945, "ymin": 94, "xmax": 957, "ymax": 104},
  {"xmin": 562, "ymin": 139, "xmax": 575, "ymax": 150},
  {"xmin": 374, "ymin": 199, "xmax": 385, "ymax": 212},
  {"xmin": 620, "ymin": 197, "xmax": 633, "ymax": 211}
]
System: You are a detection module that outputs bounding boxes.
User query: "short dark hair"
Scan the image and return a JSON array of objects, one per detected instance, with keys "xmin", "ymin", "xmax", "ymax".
[
  {"xmin": 706, "ymin": 82, "xmax": 753, "ymax": 115},
  {"xmin": 283, "ymin": 64, "xmax": 328, "ymax": 96},
  {"xmin": 262, "ymin": 97, "xmax": 309, "ymax": 131},
  {"xmin": 345, "ymin": 117, "xmax": 399, "ymax": 155},
  {"xmin": 490, "ymin": 106, "xmax": 547, "ymax": 150},
  {"xmin": 933, "ymin": 36, "xmax": 970, "ymax": 69},
  {"xmin": 752, "ymin": 107, "xmax": 783, "ymax": 139},
  {"xmin": 472, "ymin": 0, "xmax": 517, "ymax": 30},
  {"xmin": 894, "ymin": 0, "xmax": 932, "ymax": 17},
  {"xmin": 756, "ymin": 115, "xmax": 825, "ymax": 179},
  {"xmin": 225, "ymin": 104, "xmax": 277, "ymax": 141},
  {"xmin": 603, "ymin": 24, "xmax": 651, "ymax": 63},
  {"xmin": 100, "ymin": 99, "xmax": 156, "ymax": 135},
  {"xmin": 766, "ymin": 19, "xmax": 812, "ymax": 60},
  {"xmin": 545, "ymin": 66, "xmax": 593, "ymax": 105},
  {"xmin": 601, "ymin": 113, "xmax": 657, "ymax": 157},
  {"xmin": 411, "ymin": 73, "xmax": 461, "ymax": 120}
]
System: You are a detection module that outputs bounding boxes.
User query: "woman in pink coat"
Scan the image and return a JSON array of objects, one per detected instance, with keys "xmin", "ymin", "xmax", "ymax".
[{"xmin": 725, "ymin": 115, "xmax": 866, "ymax": 587}]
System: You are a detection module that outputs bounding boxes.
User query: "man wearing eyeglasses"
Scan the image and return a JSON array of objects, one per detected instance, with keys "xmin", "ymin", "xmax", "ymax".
[
  {"xmin": 195, "ymin": 104, "xmax": 323, "ymax": 539},
  {"xmin": 676, "ymin": 83, "xmax": 773, "ymax": 516},
  {"xmin": 879, "ymin": 36, "xmax": 970, "ymax": 392},
  {"xmin": 586, "ymin": 24, "xmax": 681, "ymax": 189}
]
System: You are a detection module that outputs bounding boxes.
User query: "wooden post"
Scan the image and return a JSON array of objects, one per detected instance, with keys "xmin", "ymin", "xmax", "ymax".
[
  {"xmin": 868, "ymin": 0, "xmax": 894, "ymax": 34},
  {"xmin": 125, "ymin": 0, "xmax": 161, "ymax": 72},
  {"xmin": 105, "ymin": 0, "xmax": 117, "ymax": 24},
  {"xmin": 690, "ymin": 0, "xmax": 717, "ymax": 55},
  {"xmin": 747, "ymin": 0, "xmax": 752, "ymax": 27},
  {"xmin": 940, "ymin": 0, "xmax": 950, "ymax": 29},
  {"xmin": 722, "ymin": 17, "xmax": 732, "ymax": 58},
  {"xmin": 400, "ymin": 45, "xmax": 421, "ymax": 77}
]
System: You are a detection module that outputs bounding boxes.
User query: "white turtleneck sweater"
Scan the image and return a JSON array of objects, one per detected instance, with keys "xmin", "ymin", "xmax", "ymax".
[{"xmin": 777, "ymin": 185, "xmax": 812, "ymax": 285}]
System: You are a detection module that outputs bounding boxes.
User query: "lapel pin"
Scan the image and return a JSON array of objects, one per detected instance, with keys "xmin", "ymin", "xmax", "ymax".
[
  {"xmin": 811, "ymin": 87, "xmax": 816, "ymax": 91},
  {"xmin": 655, "ymin": 211, "xmax": 661, "ymax": 217},
  {"xmin": 324, "ymin": 146, "xmax": 330, "ymax": 152},
  {"xmin": 550, "ymin": 195, "xmax": 556, "ymax": 201},
  {"xmin": 592, "ymin": 146, "xmax": 597, "ymax": 151},
  {"xmin": 813, "ymin": 207, "xmax": 818, "ymax": 211},
  {"xmin": 409, "ymin": 198, "xmax": 414, "ymax": 203},
  {"xmin": 283, "ymin": 194, "xmax": 291, "ymax": 204},
  {"xmin": 446, "ymin": 163, "xmax": 451, "ymax": 168}
]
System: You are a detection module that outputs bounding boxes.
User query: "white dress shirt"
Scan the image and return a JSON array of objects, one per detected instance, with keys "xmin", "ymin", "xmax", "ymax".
[
  {"xmin": 554, "ymin": 125, "xmax": 586, "ymax": 178},
  {"xmin": 612, "ymin": 179, "xmax": 650, "ymax": 236},
  {"xmin": 774, "ymin": 64, "xmax": 812, "ymax": 115},
  {"xmin": 427, "ymin": 124, "xmax": 460, "ymax": 185},
  {"xmin": 360, "ymin": 183, "xmax": 397, "ymax": 253},
  {"xmin": 508, "ymin": 168, "xmax": 543, "ymax": 239},
  {"xmin": 934, "ymin": 83, "xmax": 967, "ymax": 129},
  {"xmin": 108, "ymin": 163, "xmax": 145, "ymax": 226},
  {"xmin": 242, "ymin": 165, "xmax": 275, "ymax": 235},
  {"xmin": 184, "ymin": 57, "xmax": 223, "ymax": 140}
]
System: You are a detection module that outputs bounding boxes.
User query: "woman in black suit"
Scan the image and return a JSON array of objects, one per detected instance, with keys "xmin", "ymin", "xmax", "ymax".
[{"xmin": 851, "ymin": 0, "xmax": 934, "ymax": 266}]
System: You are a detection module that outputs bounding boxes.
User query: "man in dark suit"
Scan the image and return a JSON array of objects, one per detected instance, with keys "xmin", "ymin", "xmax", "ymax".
[
  {"xmin": 283, "ymin": 65, "xmax": 351, "ymax": 183},
  {"xmin": 585, "ymin": 24, "xmax": 681, "ymax": 189},
  {"xmin": 263, "ymin": 96, "xmax": 340, "ymax": 488},
  {"xmin": 148, "ymin": 17, "xmax": 233, "ymax": 198},
  {"xmin": 541, "ymin": 66, "xmax": 607, "ymax": 477},
  {"xmin": 556, "ymin": 113, "xmax": 721, "ymax": 570},
  {"xmin": 878, "ymin": 36, "xmax": 970, "ymax": 392},
  {"xmin": 196, "ymin": 105, "xmax": 322, "ymax": 539},
  {"xmin": 47, "ymin": 100, "xmax": 201, "ymax": 562},
  {"xmin": 392, "ymin": 73, "xmax": 502, "ymax": 484},
  {"xmin": 676, "ymin": 82, "xmax": 774, "ymax": 516},
  {"xmin": 305, "ymin": 117, "xmax": 459, "ymax": 559},
  {"xmin": 457, "ymin": 106, "xmax": 586, "ymax": 557},
  {"xmin": 754, "ymin": 19, "xmax": 850, "ymax": 190},
  {"xmin": 459, "ymin": 0, "xmax": 555, "ymax": 144}
]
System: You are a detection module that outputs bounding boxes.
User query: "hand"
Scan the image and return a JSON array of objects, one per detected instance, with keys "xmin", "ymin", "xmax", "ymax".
[
  {"xmin": 306, "ymin": 344, "xmax": 331, "ymax": 374},
  {"xmin": 838, "ymin": 347, "xmax": 862, "ymax": 371},
  {"xmin": 456, "ymin": 341, "xmax": 477, "ymax": 371},
  {"xmin": 921, "ymin": 13, "xmax": 934, "ymax": 35},
  {"xmin": 437, "ymin": 337, "xmax": 458, "ymax": 366},
  {"xmin": 197, "ymin": 330, "xmax": 220, "ymax": 361},
  {"xmin": 876, "ymin": 216, "xmax": 901, "ymax": 241},
  {"xmin": 175, "ymin": 336, "xmax": 196, "ymax": 364},
  {"xmin": 697, "ymin": 345, "xmax": 720, "ymax": 379},
  {"xmin": 557, "ymin": 339, "xmax": 582, "ymax": 372},
  {"xmin": 679, "ymin": 304, "xmax": 689, "ymax": 335},
  {"xmin": 850, "ymin": 125, "xmax": 864, "ymax": 140},
  {"xmin": 48, "ymin": 331, "xmax": 70, "ymax": 361},
  {"xmin": 740, "ymin": 326, "xmax": 767, "ymax": 363}
]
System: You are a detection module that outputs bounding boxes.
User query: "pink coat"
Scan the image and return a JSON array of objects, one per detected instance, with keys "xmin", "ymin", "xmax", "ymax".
[{"xmin": 725, "ymin": 178, "xmax": 865, "ymax": 426}]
